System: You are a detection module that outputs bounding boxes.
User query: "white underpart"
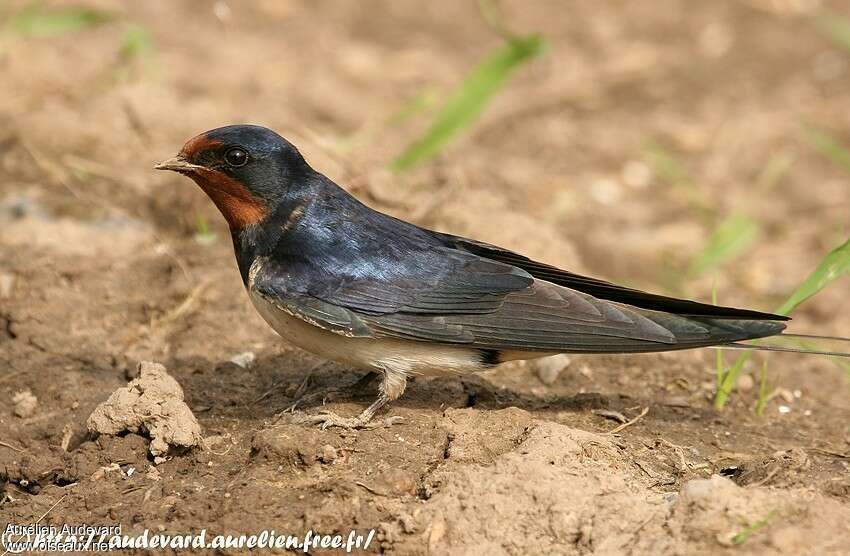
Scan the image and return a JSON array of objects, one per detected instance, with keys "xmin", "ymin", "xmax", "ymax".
[{"xmin": 248, "ymin": 292, "xmax": 487, "ymax": 400}]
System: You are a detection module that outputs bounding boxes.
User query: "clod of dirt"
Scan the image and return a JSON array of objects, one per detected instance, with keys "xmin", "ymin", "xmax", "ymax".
[
  {"xmin": 534, "ymin": 354, "xmax": 572, "ymax": 385},
  {"xmin": 12, "ymin": 389, "xmax": 37, "ymax": 418},
  {"xmin": 86, "ymin": 361, "xmax": 202, "ymax": 457}
]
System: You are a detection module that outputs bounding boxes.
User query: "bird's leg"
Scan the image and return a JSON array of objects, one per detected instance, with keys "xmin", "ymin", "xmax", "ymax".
[{"xmin": 291, "ymin": 369, "xmax": 406, "ymax": 429}]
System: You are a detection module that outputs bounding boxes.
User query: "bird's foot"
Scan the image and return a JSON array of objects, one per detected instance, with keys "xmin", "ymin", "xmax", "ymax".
[{"xmin": 289, "ymin": 410, "xmax": 402, "ymax": 430}]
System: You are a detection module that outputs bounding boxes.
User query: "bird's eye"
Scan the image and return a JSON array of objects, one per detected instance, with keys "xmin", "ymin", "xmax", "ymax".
[{"xmin": 224, "ymin": 147, "xmax": 249, "ymax": 167}]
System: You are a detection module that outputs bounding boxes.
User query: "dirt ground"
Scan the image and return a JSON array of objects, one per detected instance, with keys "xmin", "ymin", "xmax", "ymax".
[{"xmin": 2, "ymin": 1, "xmax": 850, "ymax": 554}]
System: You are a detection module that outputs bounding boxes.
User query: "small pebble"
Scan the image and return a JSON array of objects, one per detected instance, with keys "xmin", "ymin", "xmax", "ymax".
[
  {"xmin": 12, "ymin": 390, "xmax": 37, "ymax": 418},
  {"xmin": 534, "ymin": 354, "xmax": 572, "ymax": 385},
  {"xmin": 229, "ymin": 351, "xmax": 256, "ymax": 369}
]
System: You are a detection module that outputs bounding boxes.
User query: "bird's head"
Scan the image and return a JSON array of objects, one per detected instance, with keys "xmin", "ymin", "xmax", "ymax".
[{"xmin": 156, "ymin": 125, "xmax": 308, "ymax": 230}]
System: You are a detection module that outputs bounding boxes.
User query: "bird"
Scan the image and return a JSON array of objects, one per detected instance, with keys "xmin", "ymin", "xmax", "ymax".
[{"xmin": 155, "ymin": 124, "xmax": 805, "ymax": 429}]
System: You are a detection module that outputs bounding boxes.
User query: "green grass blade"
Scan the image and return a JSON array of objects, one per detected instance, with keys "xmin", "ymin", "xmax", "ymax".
[
  {"xmin": 194, "ymin": 214, "xmax": 216, "ymax": 245},
  {"xmin": 732, "ymin": 509, "xmax": 778, "ymax": 545},
  {"xmin": 642, "ymin": 140, "xmax": 691, "ymax": 186},
  {"xmin": 802, "ymin": 125, "xmax": 850, "ymax": 174},
  {"xmin": 775, "ymin": 237, "xmax": 850, "ymax": 315},
  {"xmin": 387, "ymin": 88, "xmax": 440, "ymax": 126},
  {"xmin": 792, "ymin": 338, "xmax": 850, "ymax": 378},
  {"xmin": 391, "ymin": 34, "xmax": 545, "ymax": 171},
  {"xmin": 813, "ymin": 9, "xmax": 850, "ymax": 53},
  {"xmin": 712, "ymin": 280, "xmax": 727, "ymax": 389},
  {"xmin": 715, "ymin": 351, "xmax": 750, "ymax": 409},
  {"xmin": 642, "ymin": 140, "xmax": 714, "ymax": 218},
  {"xmin": 120, "ymin": 24, "xmax": 154, "ymax": 59},
  {"xmin": 715, "ymin": 236, "xmax": 850, "ymax": 409},
  {"xmin": 690, "ymin": 212, "xmax": 759, "ymax": 276},
  {"xmin": 11, "ymin": 5, "xmax": 111, "ymax": 37},
  {"xmin": 756, "ymin": 152, "xmax": 794, "ymax": 190}
]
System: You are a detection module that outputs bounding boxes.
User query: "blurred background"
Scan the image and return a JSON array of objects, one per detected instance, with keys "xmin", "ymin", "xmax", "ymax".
[{"xmin": 4, "ymin": 0, "xmax": 849, "ymax": 301}]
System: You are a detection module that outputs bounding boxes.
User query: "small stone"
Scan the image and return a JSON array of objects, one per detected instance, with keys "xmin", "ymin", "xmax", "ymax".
[
  {"xmin": 60, "ymin": 424, "xmax": 74, "ymax": 451},
  {"xmin": 679, "ymin": 475, "xmax": 739, "ymax": 500},
  {"xmin": 534, "ymin": 354, "xmax": 572, "ymax": 385},
  {"xmin": 12, "ymin": 390, "xmax": 37, "ymax": 418},
  {"xmin": 229, "ymin": 351, "xmax": 256, "ymax": 369},
  {"xmin": 736, "ymin": 374, "xmax": 754, "ymax": 392}
]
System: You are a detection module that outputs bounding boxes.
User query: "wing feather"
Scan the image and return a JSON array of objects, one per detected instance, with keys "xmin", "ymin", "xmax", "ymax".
[{"xmin": 442, "ymin": 235, "xmax": 789, "ymax": 321}]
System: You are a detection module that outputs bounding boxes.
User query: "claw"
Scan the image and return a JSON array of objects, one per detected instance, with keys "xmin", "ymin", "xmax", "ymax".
[{"xmin": 288, "ymin": 410, "xmax": 401, "ymax": 430}]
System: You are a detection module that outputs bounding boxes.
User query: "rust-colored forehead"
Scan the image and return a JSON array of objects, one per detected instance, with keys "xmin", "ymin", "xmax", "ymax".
[{"xmin": 179, "ymin": 134, "xmax": 224, "ymax": 160}]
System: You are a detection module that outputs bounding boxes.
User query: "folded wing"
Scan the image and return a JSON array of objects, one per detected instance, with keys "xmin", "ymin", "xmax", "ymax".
[{"xmin": 251, "ymin": 246, "xmax": 786, "ymax": 354}]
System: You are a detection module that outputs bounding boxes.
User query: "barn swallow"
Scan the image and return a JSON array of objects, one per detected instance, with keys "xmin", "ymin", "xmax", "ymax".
[{"xmin": 156, "ymin": 124, "xmax": 794, "ymax": 429}]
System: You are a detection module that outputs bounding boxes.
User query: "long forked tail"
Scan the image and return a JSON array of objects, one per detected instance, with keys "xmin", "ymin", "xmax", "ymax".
[{"xmin": 716, "ymin": 332, "xmax": 850, "ymax": 358}]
